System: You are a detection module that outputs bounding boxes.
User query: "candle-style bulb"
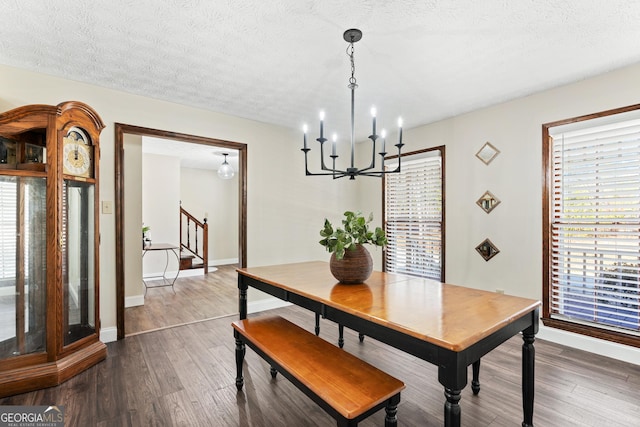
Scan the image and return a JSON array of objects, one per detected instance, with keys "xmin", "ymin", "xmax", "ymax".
[
  {"xmin": 319, "ymin": 111, "xmax": 325, "ymax": 139},
  {"xmin": 371, "ymin": 106, "xmax": 377, "ymax": 137},
  {"xmin": 303, "ymin": 124, "xmax": 308, "ymax": 149},
  {"xmin": 397, "ymin": 117, "xmax": 403, "ymax": 128},
  {"xmin": 381, "ymin": 129, "xmax": 387, "ymax": 153},
  {"xmin": 332, "ymin": 133, "xmax": 337, "ymax": 156}
]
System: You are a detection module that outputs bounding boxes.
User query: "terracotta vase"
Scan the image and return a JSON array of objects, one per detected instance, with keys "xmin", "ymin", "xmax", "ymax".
[{"xmin": 329, "ymin": 244, "xmax": 373, "ymax": 284}]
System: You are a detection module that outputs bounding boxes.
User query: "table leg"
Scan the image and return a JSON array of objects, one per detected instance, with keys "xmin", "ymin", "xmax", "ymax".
[
  {"xmin": 471, "ymin": 360, "xmax": 481, "ymax": 395},
  {"xmin": 169, "ymin": 248, "xmax": 180, "ymax": 291},
  {"xmin": 238, "ymin": 280, "xmax": 248, "ymax": 320},
  {"xmin": 338, "ymin": 324, "xmax": 344, "ymax": 348},
  {"xmin": 522, "ymin": 329, "xmax": 536, "ymax": 427},
  {"xmin": 315, "ymin": 313, "xmax": 320, "ymax": 336},
  {"xmin": 444, "ymin": 388, "xmax": 461, "ymax": 427}
]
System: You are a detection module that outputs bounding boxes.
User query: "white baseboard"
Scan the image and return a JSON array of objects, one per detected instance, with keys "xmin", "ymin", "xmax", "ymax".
[
  {"xmin": 100, "ymin": 326, "xmax": 118, "ymax": 343},
  {"xmin": 537, "ymin": 324, "xmax": 640, "ymax": 366},
  {"xmin": 211, "ymin": 258, "xmax": 239, "ymax": 266},
  {"xmin": 143, "ymin": 265, "xmax": 219, "ymax": 281},
  {"xmin": 248, "ymin": 297, "xmax": 291, "ymax": 314},
  {"xmin": 125, "ymin": 295, "xmax": 145, "ymax": 308}
]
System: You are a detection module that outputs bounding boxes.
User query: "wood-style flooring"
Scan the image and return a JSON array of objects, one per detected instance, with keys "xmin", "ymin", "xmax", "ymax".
[
  {"xmin": 125, "ymin": 264, "xmax": 239, "ymax": 335},
  {"xmin": 2, "ymin": 303, "xmax": 639, "ymax": 426}
]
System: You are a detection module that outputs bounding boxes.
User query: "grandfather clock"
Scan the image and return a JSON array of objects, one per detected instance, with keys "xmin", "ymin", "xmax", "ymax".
[{"xmin": 0, "ymin": 101, "xmax": 107, "ymax": 397}]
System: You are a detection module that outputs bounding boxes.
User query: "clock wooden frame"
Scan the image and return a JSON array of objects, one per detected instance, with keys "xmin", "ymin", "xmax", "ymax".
[{"xmin": 0, "ymin": 101, "xmax": 106, "ymax": 397}]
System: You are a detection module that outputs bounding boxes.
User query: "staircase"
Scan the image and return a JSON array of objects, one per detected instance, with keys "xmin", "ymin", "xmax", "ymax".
[{"xmin": 179, "ymin": 206, "xmax": 209, "ymax": 273}]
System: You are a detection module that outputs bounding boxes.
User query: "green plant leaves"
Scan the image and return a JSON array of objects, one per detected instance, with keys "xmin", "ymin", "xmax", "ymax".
[{"xmin": 318, "ymin": 211, "xmax": 387, "ymax": 260}]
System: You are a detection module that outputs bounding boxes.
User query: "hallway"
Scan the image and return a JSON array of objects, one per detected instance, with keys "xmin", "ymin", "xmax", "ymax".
[{"xmin": 125, "ymin": 264, "xmax": 238, "ymax": 336}]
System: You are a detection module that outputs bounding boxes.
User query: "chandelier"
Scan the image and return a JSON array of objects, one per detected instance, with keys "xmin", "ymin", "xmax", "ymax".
[{"xmin": 301, "ymin": 29, "xmax": 404, "ymax": 180}]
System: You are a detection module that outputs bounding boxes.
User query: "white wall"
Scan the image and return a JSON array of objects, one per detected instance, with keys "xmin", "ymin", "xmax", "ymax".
[
  {"xmin": 180, "ymin": 166, "xmax": 238, "ymax": 264},
  {"xmin": 0, "ymin": 64, "xmax": 353, "ymax": 341},
  {"xmin": 142, "ymin": 153, "xmax": 181, "ymax": 275},
  {"xmin": 357, "ymin": 64, "xmax": 640, "ymax": 365},
  {"xmin": 123, "ymin": 133, "xmax": 143, "ymax": 304}
]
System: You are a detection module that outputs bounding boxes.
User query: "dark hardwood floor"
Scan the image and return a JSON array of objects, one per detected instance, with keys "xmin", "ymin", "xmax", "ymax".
[
  {"xmin": 125, "ymin": 264, "xmax": 239, "ymax": 336},
  {"xmin": 2, "ymin": 303, "xmax": 639, "ymax": 426}
]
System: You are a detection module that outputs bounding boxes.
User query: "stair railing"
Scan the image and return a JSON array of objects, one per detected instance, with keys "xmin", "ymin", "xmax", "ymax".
[{"xmin": 179, "ymin": 206, "xmax": 209, "ymax": 274}]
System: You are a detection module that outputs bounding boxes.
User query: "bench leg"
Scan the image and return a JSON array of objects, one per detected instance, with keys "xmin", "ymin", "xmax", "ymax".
[
  {"xmin": 338, "ymin": 324, "xmax": 344, "ymax": 348},
  {"xmin": 385, "ymin": 394, "xmax": 400, "ymax": 427},
  {"xmin": 471, "ymin": 359, "xmax": 481, "ymax": 395},
  {"xmin": 234, "ymin": 333, "xmax": 245, "ymax": 391}
]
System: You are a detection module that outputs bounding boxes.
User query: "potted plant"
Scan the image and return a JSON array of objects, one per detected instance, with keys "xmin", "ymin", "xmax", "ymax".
[
  {"xmin": 142, "ymin": 225, "xmax": 151, "ymax": 248},
  {"xmin": 319, "ymin": 211, "xmax": 387, "ymax": 284}
]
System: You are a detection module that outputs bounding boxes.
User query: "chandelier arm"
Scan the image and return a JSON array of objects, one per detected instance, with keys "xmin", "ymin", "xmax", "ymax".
[
  {"xmin": 364, "ymin": 136, "xmax": 378, "ymax": 170},
  {"xmin": 318, "ymin": 140, "xmax": 330, "ymax": 171}
]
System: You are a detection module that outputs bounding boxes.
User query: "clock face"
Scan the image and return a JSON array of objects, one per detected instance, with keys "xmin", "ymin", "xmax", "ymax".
[{"xmin": 63, "ymin": 128, "xmax": 93, "ymax": 177}]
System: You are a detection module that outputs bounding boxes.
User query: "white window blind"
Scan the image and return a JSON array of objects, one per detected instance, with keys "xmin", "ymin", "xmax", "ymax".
[
  {"xmin": 0, "ymin": 177, "xmax": 17, "ymax": 280},
  {"xmin": 549, "ymin": 117, "xmax": 640, "ymax": 335},
  {"xmin": 384, "ymin": 149, "xmax": 443, "ymax": 280}
]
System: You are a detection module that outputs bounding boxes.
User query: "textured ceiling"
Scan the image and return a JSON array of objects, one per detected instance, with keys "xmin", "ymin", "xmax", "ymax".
[
  {"xmin": 142, "ymin": 136, "xmax": 239, "ymax": 171},
  {"xmin": 2, "ymin": 1, "xmax": 640, "ymax": 143}
]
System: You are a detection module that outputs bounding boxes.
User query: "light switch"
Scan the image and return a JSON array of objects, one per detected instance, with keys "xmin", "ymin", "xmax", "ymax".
[{"xmin": 102, "ymin": 201, "xmax": 113, "ymax": 214}]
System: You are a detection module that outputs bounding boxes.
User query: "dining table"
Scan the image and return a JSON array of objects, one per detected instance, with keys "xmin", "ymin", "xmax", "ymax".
[{"xmin": 236, "ymin": 261, "xmax": 540, "ymax": 427}]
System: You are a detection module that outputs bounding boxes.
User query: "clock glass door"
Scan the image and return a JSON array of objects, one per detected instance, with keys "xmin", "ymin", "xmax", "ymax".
[
  {"xmin": 62, "ymin": 180, "xmax": 95, "ymax": 345},
  {"xmin": 0, "ymin": 176, "xmax": 47, "ymax": 358}
]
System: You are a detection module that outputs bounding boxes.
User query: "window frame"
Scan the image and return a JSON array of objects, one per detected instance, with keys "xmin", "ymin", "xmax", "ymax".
[
  {"xmin": 382, "ymin": 146, "xmax": 445, "ymax": 281},
  {"xmin": 542, "ymin": 103, "xmax": 640, "ymax": 348}
]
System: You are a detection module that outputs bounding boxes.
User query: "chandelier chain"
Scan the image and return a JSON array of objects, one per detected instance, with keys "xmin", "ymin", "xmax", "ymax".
[{"xmin": 347, "ymin": 43, "xmax": 357, "ymax": 88}]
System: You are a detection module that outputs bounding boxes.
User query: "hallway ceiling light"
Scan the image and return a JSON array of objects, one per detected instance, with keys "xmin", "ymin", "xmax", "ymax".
[
  {"xmin": 217, "ymin": 153, "xmax": 235, "ymax": 179},
  {"xmin": 301, "ymin": 29, "xmax": 404, "ymax": 180}
]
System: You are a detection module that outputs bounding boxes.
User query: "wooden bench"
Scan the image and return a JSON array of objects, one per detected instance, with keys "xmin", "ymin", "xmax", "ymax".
[{"xmin": 233, "ymin": 315, "xmax": 405, "ymax": 427}]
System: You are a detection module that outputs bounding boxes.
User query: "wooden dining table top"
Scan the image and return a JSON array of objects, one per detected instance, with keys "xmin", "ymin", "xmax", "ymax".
[{"xmin": 237, "ymin": 261, "xmax": 541, "ymax": 352}]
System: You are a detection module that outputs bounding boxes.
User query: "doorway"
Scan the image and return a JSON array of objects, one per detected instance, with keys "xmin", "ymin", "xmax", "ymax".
[{"xmin": 114, "ymin": 123, "xmax": 247, "ymax": 340}]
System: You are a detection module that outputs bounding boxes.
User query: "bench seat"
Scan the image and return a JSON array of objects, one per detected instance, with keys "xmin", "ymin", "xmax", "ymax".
[{"xmin": 233, "ymin": 315, "xmax": 405, "ymax": 426}]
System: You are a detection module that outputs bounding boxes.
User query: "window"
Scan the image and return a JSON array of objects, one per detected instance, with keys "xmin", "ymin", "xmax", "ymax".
[
  {"xmin": 0, "ymin": 178, "xmax": 17, "ymax": 281},
  {"xmin": 384, "ymin": 146, "xmax": 444, "ymax": 281},
  {"xmin": 543, "ymin": 105, "xmax": 640, "ymax": 347}
]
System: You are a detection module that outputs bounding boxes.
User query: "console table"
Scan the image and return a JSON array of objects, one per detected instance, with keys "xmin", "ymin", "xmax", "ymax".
[
  {"xmin": 142, "ymin": 243, "xmax": 180, "ymax": 293},
  {"xmin": 237, "ymin": 261, "xmax": 540, "ymax": 427}
]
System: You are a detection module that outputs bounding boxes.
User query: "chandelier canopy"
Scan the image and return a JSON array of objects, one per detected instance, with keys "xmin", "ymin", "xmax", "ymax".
[{"xmin": 301, "ymin": 29, "xmax": 404, "ymax": 180}]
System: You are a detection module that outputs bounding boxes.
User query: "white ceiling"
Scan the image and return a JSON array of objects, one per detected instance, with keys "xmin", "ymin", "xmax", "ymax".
[
  {"xmin": 142, "ymin": 136, "xmax": 239, "ymax": 170},
  {"xmin": 2, "ymin": 1, "xmax": 640, "ymax": 145}
]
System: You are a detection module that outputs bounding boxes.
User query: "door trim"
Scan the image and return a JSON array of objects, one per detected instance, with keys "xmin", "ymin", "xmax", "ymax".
[{"xmin": 114, "ymin": 123, "xmax": 247, "ymax": 340}]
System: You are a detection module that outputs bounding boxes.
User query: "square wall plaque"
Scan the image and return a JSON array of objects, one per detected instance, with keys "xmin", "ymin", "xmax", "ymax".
[
  {"xmin": 476, "ymin": 190, "xmax": 501, "ymax": 214},
  {"xmin": 475, "ymin": 238, "xmax": 500, "ymax": 261},
  {"xmin": 475, "ymin": 142, "xmax": 500, "ymax": 165}
]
